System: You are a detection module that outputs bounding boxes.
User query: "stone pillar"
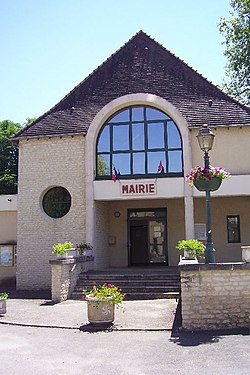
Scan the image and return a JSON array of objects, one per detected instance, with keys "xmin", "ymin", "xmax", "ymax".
[
  {"xmin": 50, "ymin": 257, "xmax": 94, "ymax": 302},
  {"xmin": 184, "ymin": 195, "xmax": 195, "ymax": 239}
]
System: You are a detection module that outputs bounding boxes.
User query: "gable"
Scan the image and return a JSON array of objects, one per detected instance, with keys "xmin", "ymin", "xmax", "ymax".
[{"xmin": 13, "ymin": 31, "xmax": 250, "ymax": 140}]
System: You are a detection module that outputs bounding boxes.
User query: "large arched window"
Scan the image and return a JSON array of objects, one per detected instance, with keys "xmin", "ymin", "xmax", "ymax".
[{"xmin": 96, "ymin": 105, "xmax": 183, "ymax": 179}]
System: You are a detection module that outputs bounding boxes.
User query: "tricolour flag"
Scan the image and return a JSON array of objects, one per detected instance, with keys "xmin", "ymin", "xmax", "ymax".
[
  {"xmin": 112, "ymin": 166, "xmax": 118, "ymax": 182},
  {"xmin": 157, "ymin": 161, "xmax": 164, "ymax": 173}
]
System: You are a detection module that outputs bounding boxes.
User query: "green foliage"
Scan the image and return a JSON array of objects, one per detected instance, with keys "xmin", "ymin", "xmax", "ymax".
[
  {"xmin": 219, "ymin": 0, "xmax": 250, "ymax": 105},
  {"xmin": 76, "ymin": 242, "xmax": 93, "ymax": 255},
  {"xmin": 176, "ymin": 239, "xmax": 205, "ymax": 258},
  {"xmin": 0, "ymin": 120, "xmax": 22, "ymax": 194},
  {"xmin": 97, "ymin": 155, "xmax": 109, "ymax": 176},
  {"xmin": 52, "ymin": 241, "xmax": 74, "ymax": 255},
  {"xmin": 0, "ymin": 292, "xmax": 9, "ymax": 300},
  {"xmin": 82, "ymin": 282, "xmax": 126, "ymax": 306}
]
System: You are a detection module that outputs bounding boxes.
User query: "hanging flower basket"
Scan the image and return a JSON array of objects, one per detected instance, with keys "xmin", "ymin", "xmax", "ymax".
[
  {"xmin": 194, "ymin": 176, "xmax": 222, "ymax": 191},
  {"xmin": 186, "ymin": 166, "xmax": 230, "ymax": 192}
]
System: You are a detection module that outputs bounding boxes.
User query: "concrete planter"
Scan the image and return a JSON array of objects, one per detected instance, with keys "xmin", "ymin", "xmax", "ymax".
[
  {"xmin": 53, "ymin": 248, "xmax": 79, "ymax": 259},
  {"xmin": 241, "ymin": 246, "xmax": 250, "ymax": 262},
  {"xmin": 86, "ymin": 296, "xmax": 115, "ymax": 327},
  {"xmin": 0, "ymin": 299, "xmax": 7, "ymax": 315}
]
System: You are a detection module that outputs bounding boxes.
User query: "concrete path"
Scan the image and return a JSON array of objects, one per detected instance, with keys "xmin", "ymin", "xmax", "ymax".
[{"xmin": 0, "ymin": 292, "xmax": 179, "ymax": 331}]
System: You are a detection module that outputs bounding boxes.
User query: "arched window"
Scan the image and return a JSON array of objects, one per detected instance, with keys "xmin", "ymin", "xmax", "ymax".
[{"xmin": 96, "ymin": 106, "xmax": 183, "ymax": 179}]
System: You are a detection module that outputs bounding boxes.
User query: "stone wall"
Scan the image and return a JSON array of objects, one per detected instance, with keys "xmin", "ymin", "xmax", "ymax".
[
  {"xmin": 180, "ymin": 263, "xmax": 250, "ymax": 330},
  {"xmin": 17, "ymin": 136, "xmax": 87, "ymax": 289}
]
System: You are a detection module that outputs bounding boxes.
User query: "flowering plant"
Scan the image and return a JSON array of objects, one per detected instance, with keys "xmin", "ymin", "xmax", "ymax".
[
  {"xmin": 76, "ymin": 242, "xmax": 93, "ymax": 255},
  {"xmin": 0, "ymin": 292, "xmax": 9, "ymax": 300},
  {"xmin": 52, "ymin": 241, "xmax": 74, "ymax": 255},
  {"xmin": 186, "ymin": 166, "xmax": 230, "ymax": 186},
  {"xmin": 82, "ymin": 282, "xmax": 125, "ymax": 306},
  {"xmin": 176, "ymin": 239, "xmax": 205, "ymax": 258}
]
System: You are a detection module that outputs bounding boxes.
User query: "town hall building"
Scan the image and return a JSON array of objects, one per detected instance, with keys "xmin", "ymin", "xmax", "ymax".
[{"xmin": 12, "ymin": 31, "xmax": 250, "ymax": 290}]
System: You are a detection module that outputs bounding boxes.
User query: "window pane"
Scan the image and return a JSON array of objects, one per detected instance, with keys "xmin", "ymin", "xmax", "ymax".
[
  {"xmin": 132, "ymin": 122, "xmax": 144, "ymax": 150},
  {"xmin": 133, "ymin": 153, "xmax": 145, "ymax": 174},
  {"xmin": 42, "ymin": 187, "xmax": 71, "ymax": 218},
  {"xmin": 148, "ymin": 122, "xmax": 164, "ymax": 149},
  {"xmin": 97, "ymin": 154, "xmax": 110, "ymax": 176},
  {"xmin": 147, "ymin": 152, "xmax": 166, "ymax": 173},
  {"xmin": 227, "ymin": 216, "xmax": 240, "ymax": 243},
  {"xmin": 146, "ymin": 107, "xmax": 170, "ymax": 120},
  {"xmin": 113, "ymin": 153, "xmax": 130, "ymax": 175},
  {"xmin": 110, "ymin": 109, "xmax": 129, "ymax": 123},
  {"xmin": 113, "ymin": 124, "xmax": 129, "ymax": 151},
  {"xmin": 97, "ymin": 126, "xmax": 110, "ymax": 152},
  {"xmin": 168, "ymin": 150, "xmax": 182, "ymax": 172},
  {"xmin": 167, "ymin": 121, "xmax": 181, "ymax": 148},
  {"xmin": 132, "ymin": 107, "xmax": 144, "ymax": 121}
]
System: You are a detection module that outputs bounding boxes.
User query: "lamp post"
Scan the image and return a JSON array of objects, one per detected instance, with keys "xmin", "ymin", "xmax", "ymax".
[{"xmin": 196, "ymin": 124, "xmax": 216, "ymax": 263}]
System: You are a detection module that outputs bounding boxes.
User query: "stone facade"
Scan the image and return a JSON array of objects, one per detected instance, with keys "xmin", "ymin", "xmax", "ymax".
[
  {"xmin": 17, "ymin": 136, "xmax": 87, "ymax": 289},
  {"xmin": 180, "ymin": 263, "xmax": 250, "ymax": 330}
]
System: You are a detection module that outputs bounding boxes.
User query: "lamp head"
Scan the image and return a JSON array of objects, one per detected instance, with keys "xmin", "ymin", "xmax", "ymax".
[{"xmin": 196, "ymin": 124, "xmax": 215, "ymax": 153}]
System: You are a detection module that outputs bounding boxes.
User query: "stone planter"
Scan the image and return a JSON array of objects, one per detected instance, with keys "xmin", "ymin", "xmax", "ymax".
[
  {"xmin": 183, "ymin": 248, "xmax": 197, "ymax": 259},
  {"xmin": 86, "ymin": 296, "xmax": 115, "ymax": 327},
  {"xmin": 0, "ymin": 299, "xmax": 7, "ymax": 315},
  {"xmin": 194, "ymin": 176, "xmax": 222, "ymax": 192},
  {"xmin": 82, "ymin": 249, "xmax": 93, "ymax": 257},
  {"xmin": 53, "ymin": 248, "xmax": 78, "ymax": 259},
  {"xmin": 241, "ymin": 246, "xmax": 250, "ymax": 263}
]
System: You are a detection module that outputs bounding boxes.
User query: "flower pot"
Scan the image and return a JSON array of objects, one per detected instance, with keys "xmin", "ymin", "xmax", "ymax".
[
  {"xmin": 183, "ymin": 248, "xmax": 197, "ymax": 260},
  {"xmin": 194, "ymin": 176, "xmax": 222, "ymax": 191},
  {"xmin": 0, "ymin": 299, "xmax": 7, "ymax": 315},
  {"xmin": 86, "ymin": 296, "xmax": 115, "ymax": 327},
  {"xmin": 65, "ymin": 248, "xmax": 78, "ymax": 257},
  {"xmin": 241, "ymin": 246, "xmax": 250, "ymax": 262}
]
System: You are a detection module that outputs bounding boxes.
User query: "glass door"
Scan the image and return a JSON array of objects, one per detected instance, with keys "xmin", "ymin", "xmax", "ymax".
[{"xmin": 128, "ymin": 209, "xmax": 167, "ymax": 265}]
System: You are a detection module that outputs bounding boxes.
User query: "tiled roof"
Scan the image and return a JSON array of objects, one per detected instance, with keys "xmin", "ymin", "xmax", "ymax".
[{"xmin": 13, "ymin": 31, "xmax": 250, "ymax": 140}]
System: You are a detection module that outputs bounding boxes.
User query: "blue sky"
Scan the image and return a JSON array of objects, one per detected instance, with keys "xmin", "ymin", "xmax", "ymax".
[{"xmin": 0, "ymin": 0, "xmax": 231, "ymax": 124}]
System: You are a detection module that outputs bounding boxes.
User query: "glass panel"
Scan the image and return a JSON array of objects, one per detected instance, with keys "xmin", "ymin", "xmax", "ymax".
[
  {"xmin": 133, "ymin": 152, "xmax": 145, "ymax": 174},
  {"xmin": 227, "ymin": 216, "xmax": 240, "ymax": 243},
  {"xmin": 148, "ymin": 122, "xmax": 164, "ymax": 149},
  {"xmin": 132, "ymin": 122, "xmax": 144, "ymax": 150},
  {"xmin": 147, "ymin": 151, "xmax": 166, "ymax": 173},
  {"xmin": 167, "ymin": 121, "xmax": 181, "ymax": 148},
  {"xmin": 168, "ymin": 150, "xmax": 182, "ymax": 172},
  {"xmin": 113, "ymin": 153, "xmax": 130, "ymax": 175},
  {"xmin": 113, "ymin": 124, "xmax": 129, "ymax": 151},
  {"xmin": 146, "ymin": 107, "xmax": 170, "ymax": 120},
  {"xmin": 42, "ymin": 187, "xmax": 71, "ymax": 218},
  {"xmin": 132, "ymin": 107, "xmax": 144, "ymax": 121},
  {"xmin": 0, "ymin": 245, "xmax": 13, "ymax": 266},
  {"xmin": 110, "ymin": 109, "xmax": 129, "ymax": 123},
  {"xmin": 97, "ymin": 126, "xmax": 110, "ymax": 152},
  {"xmin": 149, "ymin": 220, "xmax": 166, "ymax": 263},
  {"xmin": 97, "ymin": 154, "xmax": 110, "ymax": 176}
]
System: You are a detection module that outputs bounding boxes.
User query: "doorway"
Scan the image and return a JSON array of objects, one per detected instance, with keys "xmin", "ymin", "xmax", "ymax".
[{"xmin": 128, "ymin": 208, "xmax": 168, "ymax": 265}]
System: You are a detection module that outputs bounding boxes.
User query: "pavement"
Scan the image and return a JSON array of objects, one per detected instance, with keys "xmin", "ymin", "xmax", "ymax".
[{"xmin": 0, "ymin": 289, "xmax": 181, "ymax": 331}]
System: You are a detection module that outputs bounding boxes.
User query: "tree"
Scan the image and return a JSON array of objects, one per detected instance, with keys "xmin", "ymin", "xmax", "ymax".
[
  {"xmin": 219, "ymin": 0, "xmax": 250, "ymax": 105},
  {"xmin": 0, "ymin": 120, "xmax": 22, "ymax": 194},
  {"xmin": 0, "ymin": 118, "xmax": 36, "ymax": 194}
]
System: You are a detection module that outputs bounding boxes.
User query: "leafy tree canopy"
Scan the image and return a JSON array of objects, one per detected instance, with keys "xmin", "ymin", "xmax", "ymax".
[
  {"xmin": 0, "ymin": 117, "xmax": 36, "ymax": 195},
  {"xmin": 219, "ymin": 0, "xmax": 250, "ymax": 105}
]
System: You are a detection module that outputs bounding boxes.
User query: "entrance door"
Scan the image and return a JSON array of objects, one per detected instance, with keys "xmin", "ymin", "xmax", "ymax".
[
  {"xmin": 130, "ymin": 223, "xmax": 149, "ymax": 265},
  {"xmin": 128, "ymin": 209, "xmax": 168, "ymax": 265}
]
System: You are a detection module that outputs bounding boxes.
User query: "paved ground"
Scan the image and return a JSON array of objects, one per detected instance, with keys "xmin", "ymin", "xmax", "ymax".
[
  {"xmin": 0, "ymin": 290, "xmax": 179, "ymax": 330},
  {"xmin": 1, "ymin": 291, "xmax": 250, "ymax": 374}
]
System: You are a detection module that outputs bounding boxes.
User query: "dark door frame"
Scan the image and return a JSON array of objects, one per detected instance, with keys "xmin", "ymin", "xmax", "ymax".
[{"xmin": 127, "ymin": 208, "xmax": 168, "ymax": 266}]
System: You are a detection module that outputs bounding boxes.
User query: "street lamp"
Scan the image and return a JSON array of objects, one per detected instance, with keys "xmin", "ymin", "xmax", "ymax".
[{"xmin": 196, "ymin": 124, "xmax": 215, "ymax": 263}]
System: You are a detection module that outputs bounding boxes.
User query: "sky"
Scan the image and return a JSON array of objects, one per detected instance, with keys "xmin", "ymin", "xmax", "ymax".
[{"xmin": 0, "ymin": 0, "xmax": 231, "ymax": 124}]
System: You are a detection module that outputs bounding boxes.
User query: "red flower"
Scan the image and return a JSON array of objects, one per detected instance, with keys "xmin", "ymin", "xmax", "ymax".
[
  {"xmin": 92, "ymin": 281, "xmax": 96, "ymax": 285},
  {"xmin": 82, "ymin": 295, "xmax": 85, "ymax": 300}
]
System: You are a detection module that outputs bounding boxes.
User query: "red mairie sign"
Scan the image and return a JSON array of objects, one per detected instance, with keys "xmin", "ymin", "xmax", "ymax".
[{"xmin": 121, "ymin": 182, "xmax": 156, "ymax": 196}]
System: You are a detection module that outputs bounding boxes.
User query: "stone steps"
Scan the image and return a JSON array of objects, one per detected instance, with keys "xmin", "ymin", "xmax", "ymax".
[{"xmin": 71, "ymin": 268, "xmax": 181, "ymax": 300}]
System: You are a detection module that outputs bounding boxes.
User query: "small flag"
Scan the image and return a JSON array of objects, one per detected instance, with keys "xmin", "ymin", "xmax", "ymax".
[
  {"xmin": 112, "ymin": 166, "xmax": 118, "ymax": 182},
  {"xmin": 157, "ymin": 161, "xmax": 164, "ymax": 173}
]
